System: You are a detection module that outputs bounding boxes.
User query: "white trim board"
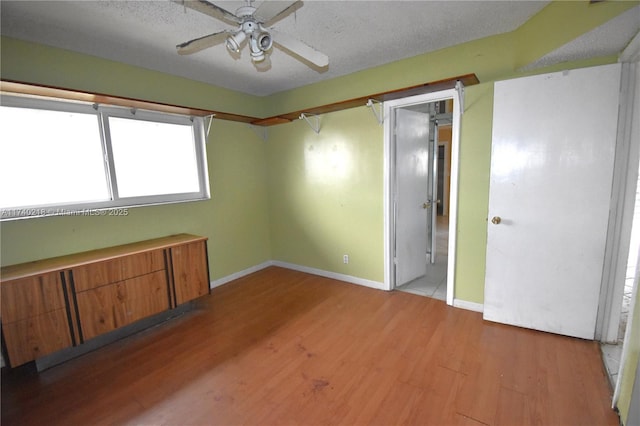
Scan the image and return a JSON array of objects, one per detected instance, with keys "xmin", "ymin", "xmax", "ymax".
[
  {"xmin": 209, "ymin": 261, "xmax": 274, "ymax": 289},
  {"xmin": 271, "ymin": 261, "xmax": 387, "ymax": 291},
  {"xmin": 453, "ymin": 299, "xmax": 484, "ymax": 313},
  {"xmin": 209, "ymin": 261, "xmax": 386, "ymax": 292},
  {"xmin": 209, "ymin": 261, "xmax": 486, "ymax": 314}
]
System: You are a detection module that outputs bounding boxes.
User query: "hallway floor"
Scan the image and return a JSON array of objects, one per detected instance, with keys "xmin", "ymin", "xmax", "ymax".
[{"xmin": 397, "ymin": 214, "xmax": 449, "ymax": 301}]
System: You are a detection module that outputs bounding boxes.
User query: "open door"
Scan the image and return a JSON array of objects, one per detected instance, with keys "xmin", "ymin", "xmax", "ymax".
[
  {"xmin": 427, "ymin": 123, "xmax": 439, "ymax": 264},
  {"xmin": 384, "ymin": 84, "xmax": 464, "ymax": 307},
  {"xmin": 393, "ymin": 108, "xmax": 431, "ymax": 286},
  {"xmin": 484, "ymin": 64, "xmax": 621, "ymax": 339}
]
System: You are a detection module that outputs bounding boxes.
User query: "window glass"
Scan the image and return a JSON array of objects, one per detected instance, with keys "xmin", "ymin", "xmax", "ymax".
[
  {"xmin": 0, "ymin": 96, "xmax": 209, "ymax": 220},
  {"xmin": 108, "ymin": 117, "xmax": 200, "ymax": 198},
  {"xmin": 0, "ymin": 105, "xmax": 109, "ymax": 209}
]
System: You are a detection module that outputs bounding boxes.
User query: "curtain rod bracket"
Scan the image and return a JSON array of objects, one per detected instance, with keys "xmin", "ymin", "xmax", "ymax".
[
  {"xmin": 299, "ymin": 113, "xmax": 320, "ymax": 134},
  {"xmin": 455, "ymin": 80, "xmax": 465, "ymax": 116},
  {"xmin": 366, "ymin": 99, "xmax": 384, "ymax": 124},
  {"xmin": 205, "ymin": 114, "xmax": 215, "ymax": 139},
  {"xmin": 249, "ymin": 124, "xmax": 268, "ymax": 141}
]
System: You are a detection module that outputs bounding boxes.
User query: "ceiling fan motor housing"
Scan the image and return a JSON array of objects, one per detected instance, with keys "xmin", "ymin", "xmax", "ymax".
[
  {"xmin": 231, "ymin": 18, "xmax": 272, "ymax": 62},
  {"xmin": 236, "ymin": 5, "xmax": 256, "ymax": 18}
]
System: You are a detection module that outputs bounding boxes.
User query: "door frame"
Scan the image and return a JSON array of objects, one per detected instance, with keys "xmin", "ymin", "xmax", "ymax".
[
  {"xmin": 439, "ymin": 135, "xmax": 452, "ymax": 217},
  {"xmin": 597, "ymin": 55, "xmax": 640, "ymax": 343},
  {"xmin": 383, "ymin": 88, "xmax": 462, "ymax": 306}
]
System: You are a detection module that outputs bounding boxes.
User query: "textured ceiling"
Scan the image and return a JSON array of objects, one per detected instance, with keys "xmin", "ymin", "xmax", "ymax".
[
  {"xmin": 1, "ymin": 1, "xmax": 635, "ymax": 96},
  {"xmin": 521, "ymin": 5, "xmax": 640, "ymax": 71}
]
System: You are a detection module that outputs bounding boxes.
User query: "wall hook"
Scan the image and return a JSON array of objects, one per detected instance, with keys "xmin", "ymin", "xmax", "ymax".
[
  {"xmin": 366, "ymin": 99, "xmax": 384, "ymax": 124},
  {"xmin": 299, "ymin": 113, "xmax": 320, "ymax": 134}
]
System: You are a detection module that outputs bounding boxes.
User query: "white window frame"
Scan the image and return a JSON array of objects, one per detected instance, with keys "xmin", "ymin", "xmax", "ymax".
[{"xmin": 0, "ymin": 95, "xmax": 210, "ymax": 220}]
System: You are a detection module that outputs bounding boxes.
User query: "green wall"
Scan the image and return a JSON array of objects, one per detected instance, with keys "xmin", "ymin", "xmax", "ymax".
[
  {"xmin": 0, "ymin": 37, "xmax": 268, "ymax": 118},
  {"xmin": 267, "ymin": 1, "xmax": 636, "ymax": 116},
  {"xmin": 267, "ymin": 106, "xmax": 384, "ymax": 282},
  {"xmin": 454, "ymin": 83, "xmax": 494, "ymax": 302},
  {"xmin": 0, "ymin": 99, "xmax": 272, "ymax": 282},
  {"xmin": 262, "ymin": 0, "xmax": 630, "ymax": 301},
  {"xmin": 1, "ymin": 0, "xmax": 637, "ymax": 302}
]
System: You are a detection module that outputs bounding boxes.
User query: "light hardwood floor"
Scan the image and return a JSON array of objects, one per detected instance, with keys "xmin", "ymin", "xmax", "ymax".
[{"xmin": 1, "ymin": 266, "xmax": 618, "ymax": 425}]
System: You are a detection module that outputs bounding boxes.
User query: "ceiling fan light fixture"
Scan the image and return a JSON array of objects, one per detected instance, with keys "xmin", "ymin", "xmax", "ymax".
[
  {"xmin": 249, "ymin": 38, "xmax": 266, "ymax": 62},
  {"xmin": 248, "ymin": 30, "xmax": 272, "ymax": 62},
  {"xmin": 256, "ymin": 30, "xmax": 273, "ymax": 52},
  {"xmin": 250, "ymin": 50, "xmax": 266, "ymax": 62},
  {"xmin": 225, "ymin": 30, "xmax": 246, "ymax": 53}
]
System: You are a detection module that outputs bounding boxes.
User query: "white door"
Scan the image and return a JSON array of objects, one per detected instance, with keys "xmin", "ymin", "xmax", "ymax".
[
  {"xmin": 395, "ymin": 108, "xmax": 430, "ymax": 286},
  {"xmin": 427, "ymin": 123, "xmax": 438, "ymax": 264},
  {"xmin": 484, "ymin": 64, "xmax": 621, "ymax": 339}
]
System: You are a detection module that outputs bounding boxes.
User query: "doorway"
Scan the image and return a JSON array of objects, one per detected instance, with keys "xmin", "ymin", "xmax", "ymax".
[
  {"xmin": 383, "ymin": 87, "xmax": 463, "ymax": 306},
  {"xmin": 395, "ymin": 102, "xmax": 451, "ymax": 300}
]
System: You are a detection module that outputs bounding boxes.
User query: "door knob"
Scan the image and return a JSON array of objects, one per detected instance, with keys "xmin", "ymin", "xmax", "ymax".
[
  {"xmin": 422, "ymin": 202, "xmax": 431, "ymax": 209},
  {"xmin": 491, "ymin": 216, "xmax": 501, "ymax": 225}
]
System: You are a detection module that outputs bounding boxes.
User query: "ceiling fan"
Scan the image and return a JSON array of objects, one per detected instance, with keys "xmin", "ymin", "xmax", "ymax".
[{"xmin": 175, "ymin": 0, "xmax": 329, "ymax": 68}]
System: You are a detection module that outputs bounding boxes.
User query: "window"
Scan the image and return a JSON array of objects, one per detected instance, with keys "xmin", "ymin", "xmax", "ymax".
[{"xmin": 0, "ymin": 96, "xmax": 209, "ymax": 220}]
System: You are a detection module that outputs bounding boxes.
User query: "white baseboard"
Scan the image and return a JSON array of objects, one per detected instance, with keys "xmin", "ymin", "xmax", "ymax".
[
  {"xmin": 209, "ymin": 261, "xmax": 274, "ymax": 289},
  {"xmin": 271, "ymin": 261, "xmax": 387, "ymax": 290},
  {"xmin": 211, "ymin": 260, "xmax": 386, "ymax": 291},
  {"xmin": 453, "ymin": 298, "xmax": 484, "ymax": 313},
  {"xmin": 210, "ymin": 262, "xmax": 484, "ymax": 314}
]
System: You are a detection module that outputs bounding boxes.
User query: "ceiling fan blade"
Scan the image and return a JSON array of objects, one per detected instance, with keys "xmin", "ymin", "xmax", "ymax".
[
  {"xmin": 177, "ymin": 30, "xmax": 230, "ymax": 55},
  {"xmin": 174, "ymin": 0, "xmax": 241, "ymax": 25},
  {"xmin": 255, "ymin": 1, "xmax": 301, "ymax": 26},
  {"xmin": 270, "ymin": 29, "xmax": 329, "ymax": 68}
]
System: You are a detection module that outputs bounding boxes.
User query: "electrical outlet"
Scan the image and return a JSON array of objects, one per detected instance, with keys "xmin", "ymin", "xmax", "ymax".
[{"xmin": 343, "ymin": 254, "xmax": 349, "ymax": 264}]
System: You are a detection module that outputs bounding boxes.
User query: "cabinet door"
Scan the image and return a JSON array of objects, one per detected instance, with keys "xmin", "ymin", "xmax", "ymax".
[
  {"xmin": 1, "ymin": 272, "xmax": 67, "ymax": 322},
  {"xmin": 75, "ymin": 270, "xmax": 170, "ymax": 341},
  {"xmin": 1, "ymin": 272, "xmax": 72, "ymax": 366},
  {"xmin": 171, "ymin": 241, "xmax": 209, "ymax": 305},
  {"xmin": 2, "ymin": 309, "xmax": 73, "ymax": 367}
]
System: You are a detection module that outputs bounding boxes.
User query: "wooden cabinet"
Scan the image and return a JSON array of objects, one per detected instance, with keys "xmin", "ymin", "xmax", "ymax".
[
  {"xmin": 1, "ymin": 234, "xmax": 209, "ymax": 367},
  {"xmin": 1, "ymin": 272, "xmax": 73, "ymax": 366},
  {"xmin": 170, "ymin": 241, "xmax": 209, "ymax": 305}
]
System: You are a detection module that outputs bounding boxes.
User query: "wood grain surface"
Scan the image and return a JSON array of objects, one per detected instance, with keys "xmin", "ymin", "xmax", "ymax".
[
  {"xmin": 75, "ymin": 270, "xmax": 171, "ymax": 341},
  {"xmin": 1, "ymin": 266, "xmax": 618, "ymax": 425},
  {"xmin": 0, "ymin": 234, "xmax": 206, "ymax": 281}
]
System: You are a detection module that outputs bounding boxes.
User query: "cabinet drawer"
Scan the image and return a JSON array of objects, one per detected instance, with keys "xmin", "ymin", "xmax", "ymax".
[
  {"xmin": 76, "ymin": 270, "xmax": 170, "ymax": 341},
  {"xmin": 2, "ymin": 308, "xmax": 73, "ymax": 367},
  {"xmin": 1, "ymin": 272, "xmax": 66, "ymax": 323},
  {"xmin": 73, "ymin": 250, "xmax": 165, "ymax": 292}
]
